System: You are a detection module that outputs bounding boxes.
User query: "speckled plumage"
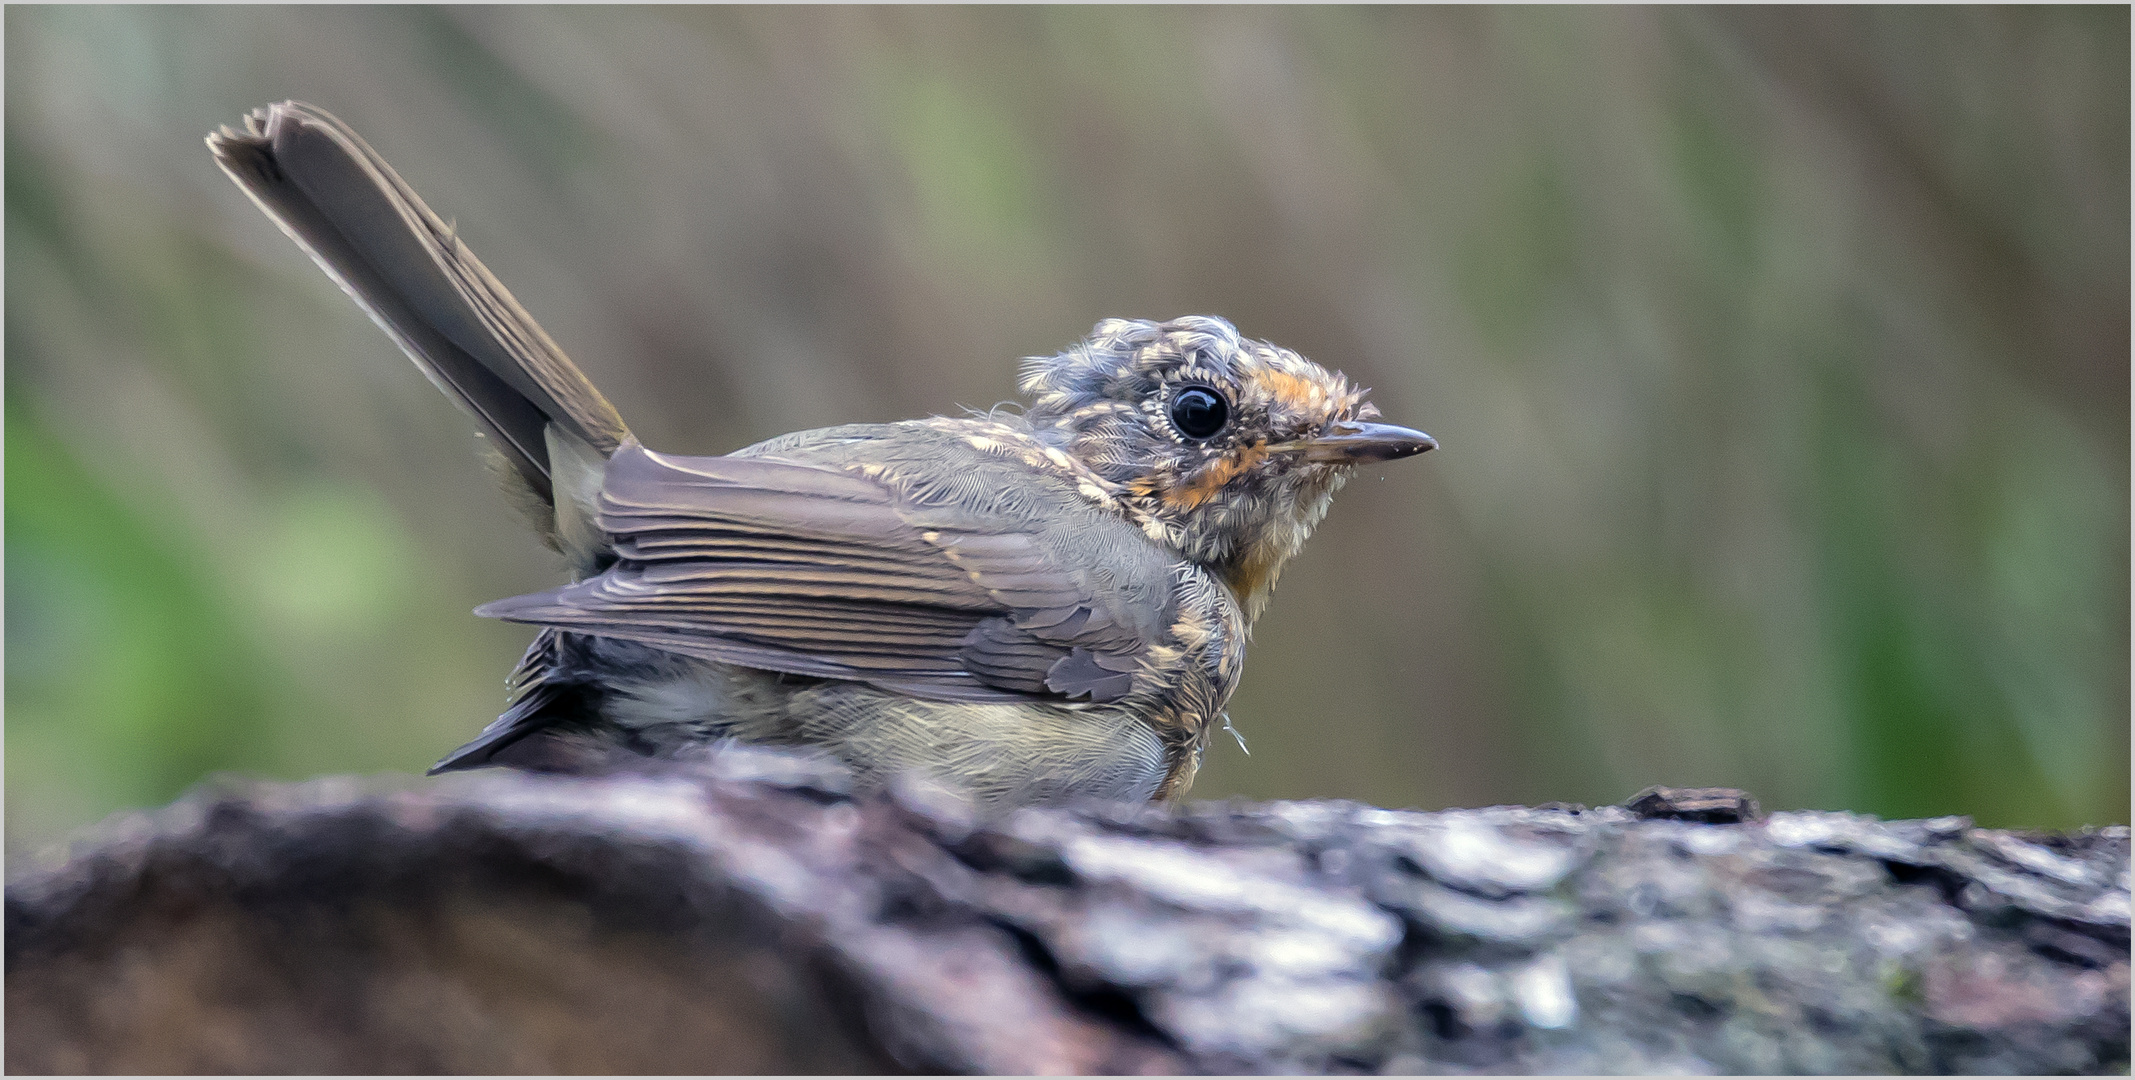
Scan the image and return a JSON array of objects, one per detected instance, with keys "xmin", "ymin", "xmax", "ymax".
[{"xmin": 209, "ymin": 101, "xmax": 1432, "ymax": 807}]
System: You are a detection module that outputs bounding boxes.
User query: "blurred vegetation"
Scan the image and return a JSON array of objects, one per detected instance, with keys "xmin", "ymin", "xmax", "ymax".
[{"xmin": 6, "ymin": 6, "xmax": 2126, "ymax": 855}]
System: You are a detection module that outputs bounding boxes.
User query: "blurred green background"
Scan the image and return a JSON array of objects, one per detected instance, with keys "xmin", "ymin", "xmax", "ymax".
[{"xmin": 6, "ymin": 6, "xmax": 2127, "ymax": 856}]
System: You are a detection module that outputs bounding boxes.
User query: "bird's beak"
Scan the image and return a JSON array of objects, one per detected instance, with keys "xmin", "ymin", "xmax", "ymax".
[{"xmin": 1287, "ymin": 421, "xmax": 1437, "ymax": 463}]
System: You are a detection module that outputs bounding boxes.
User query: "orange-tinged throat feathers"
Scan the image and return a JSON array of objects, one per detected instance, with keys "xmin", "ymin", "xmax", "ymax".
[
  {"xmin": 1219, "ymin": 542, "xmax": 1284, "ymax": 621},
  {"xmin": 1217, "ymin": 467, "xmax": 1345, "ymax": 622}
]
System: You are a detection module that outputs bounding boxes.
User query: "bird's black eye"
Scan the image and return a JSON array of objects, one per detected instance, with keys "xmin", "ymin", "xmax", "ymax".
[{"xmin": 1168, "ymin": 385, "xmax": 1229, "ymax": 440}]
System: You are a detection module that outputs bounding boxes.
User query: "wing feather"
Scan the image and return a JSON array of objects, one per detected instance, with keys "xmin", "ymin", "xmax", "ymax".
[{"xmin": 476, "ymin": 442, "xmax": 1170, "ymax": 702}]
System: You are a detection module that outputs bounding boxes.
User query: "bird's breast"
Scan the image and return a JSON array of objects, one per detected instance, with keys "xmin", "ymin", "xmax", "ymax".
[{"xmin": 1132, "ymin": 564, "xmax": 1249, "ymax": 798}]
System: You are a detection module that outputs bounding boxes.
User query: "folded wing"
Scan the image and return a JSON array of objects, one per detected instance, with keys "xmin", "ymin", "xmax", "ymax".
[{"xmin": 476, "ymin": 443, "xmax": 1163, "ymax": 703}]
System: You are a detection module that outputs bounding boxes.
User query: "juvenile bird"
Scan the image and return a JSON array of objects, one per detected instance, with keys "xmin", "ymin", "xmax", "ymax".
[{"xmin": 209, "ymin": 101, "xmax": 1433, "ymax": 806}]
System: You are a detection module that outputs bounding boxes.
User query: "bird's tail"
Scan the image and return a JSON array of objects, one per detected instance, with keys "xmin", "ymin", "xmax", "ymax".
[{"xmin": 208, "ymin": 101, "xmax": 627, "ymax": 561}]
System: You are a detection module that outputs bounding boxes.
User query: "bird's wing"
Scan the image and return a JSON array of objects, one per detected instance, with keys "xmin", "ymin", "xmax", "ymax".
[{"xmin": 476, "ymin": 442, "xmax": 1173, "ymax": 704}]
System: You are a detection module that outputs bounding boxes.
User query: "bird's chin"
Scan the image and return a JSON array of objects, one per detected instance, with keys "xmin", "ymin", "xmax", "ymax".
[{"xmin": 1284, "ymin": 469, "xmax": 1347, "ymax": 531}]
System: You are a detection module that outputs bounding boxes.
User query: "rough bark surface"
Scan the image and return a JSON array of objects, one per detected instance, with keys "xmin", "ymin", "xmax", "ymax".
[{"xmin": 7, "ymin": 748, "xmax": 2129, "ymax": 1074}]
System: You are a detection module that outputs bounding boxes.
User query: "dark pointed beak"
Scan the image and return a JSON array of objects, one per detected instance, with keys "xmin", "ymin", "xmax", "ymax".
[{"xmin": 1295, "ymin": 421, "xmax": 1437, "ymax": 463}]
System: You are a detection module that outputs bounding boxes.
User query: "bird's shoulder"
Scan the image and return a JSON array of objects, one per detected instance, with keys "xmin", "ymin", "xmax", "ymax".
[
  {"xmin": 730, "ymin": 416, "xmax": 1203, "ymax": 654},
  {"xmin": 738, "ymin": 417, "xmax": 1163, "ymax": 549},
  {"xmin": 737, "ymin": 418, "xmax": 1110, "ymax": 509}
]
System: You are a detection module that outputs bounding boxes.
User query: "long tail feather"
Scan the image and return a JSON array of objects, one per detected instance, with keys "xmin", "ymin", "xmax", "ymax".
[{"xmin": 207, "ymin": 101, "xmax": 631, "ymax": 509}]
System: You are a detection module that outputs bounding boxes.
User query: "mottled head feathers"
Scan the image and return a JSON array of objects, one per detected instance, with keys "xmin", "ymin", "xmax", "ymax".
[{"xmin": 1021, "ymin": 316, "xmax": 1387, "ymax": 618}]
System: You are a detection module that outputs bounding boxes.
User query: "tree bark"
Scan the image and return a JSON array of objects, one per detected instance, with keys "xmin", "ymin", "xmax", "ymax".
[{"xmin": 7, "ymin": 748, "xmax": 2128, "ymax": 1074}]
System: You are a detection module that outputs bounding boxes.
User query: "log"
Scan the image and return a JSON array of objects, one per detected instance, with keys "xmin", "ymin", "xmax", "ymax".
[{"xmin": 7, "ymin": 746, "xmax": 2128, "ymax": 1074}]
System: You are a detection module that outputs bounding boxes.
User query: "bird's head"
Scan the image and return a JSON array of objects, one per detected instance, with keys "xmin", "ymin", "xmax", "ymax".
[{"xmin": 1021, "ymin": 316, "xmax": 1433, "ymax": 619}]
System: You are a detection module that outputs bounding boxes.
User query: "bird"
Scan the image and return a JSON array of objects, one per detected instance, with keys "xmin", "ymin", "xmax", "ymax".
[{"xmin": 207, "ymin": 101, "xmax": 1434, "ymax": 807}]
